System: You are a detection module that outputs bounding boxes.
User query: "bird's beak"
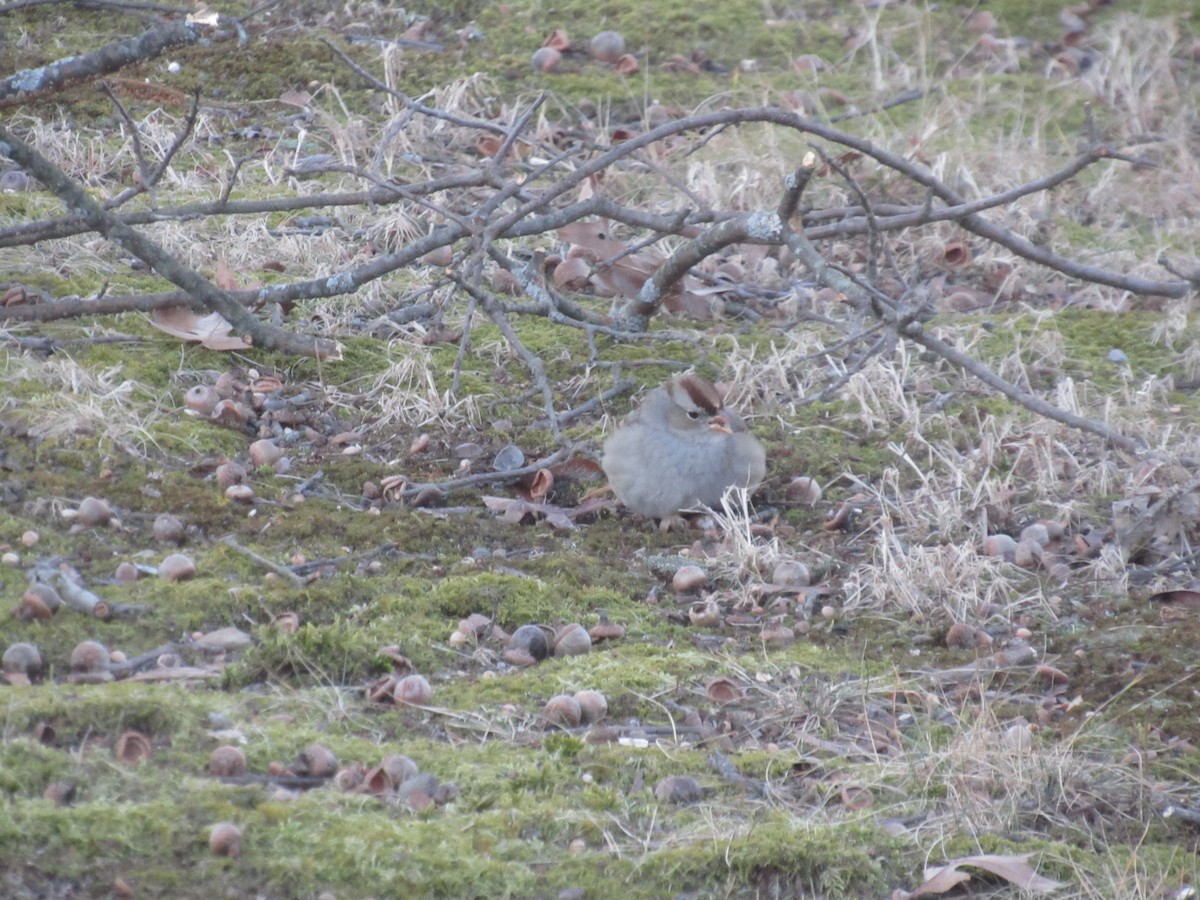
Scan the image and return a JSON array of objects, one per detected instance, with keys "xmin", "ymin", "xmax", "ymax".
[{"xmin": 708, "ymin": 414, "xmax": 733, "ymax": 436}]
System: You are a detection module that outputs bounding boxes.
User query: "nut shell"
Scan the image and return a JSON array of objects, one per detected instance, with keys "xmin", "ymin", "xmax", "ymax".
[
  {"xmin": 70, "ymin": 640, "xmax": 111, "ymax": 673},
  {"xmin": 541, "ymin": 694, "xmax": 582, "ymax": 729},
  {"xmin": 208, "ymin": 822, "xmax": 242, "ymax": 857},
  {"xmin": 509, "ymin": 624, "xmax": 550, "ymax": 661},
  {"xmin": 552, "ymin": 623, "xmax": 592, "ymax": 657},
  {"xmin": 209, "ymin": 745, "xmax": 248, "ymax": 777},
  {"xmin": 393, "ymin": 674, "xmax": 433, "ymax": 707}
]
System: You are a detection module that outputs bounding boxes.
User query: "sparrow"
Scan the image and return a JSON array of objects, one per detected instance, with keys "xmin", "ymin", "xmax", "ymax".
[{"xmin": 602, "ymin": 374, "xmax": 765, "ymax": 519}]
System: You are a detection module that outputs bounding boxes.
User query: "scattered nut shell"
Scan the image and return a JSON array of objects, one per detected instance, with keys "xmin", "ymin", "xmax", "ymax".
[
  {"xmin": 541, "ymin": 694, "xmax": 582, "ymax": 728},
  {"xmin": 509, "ymin": 624, "xmax": 550, "ymax": 661},
  {"xmin": 159, "ymin": 553, "xmax": 197, "ymax": 582},
  {"xmin": 211, "ymin": 399, "xmax": 251, "ymax": 427},
  {"xmin": 76, "ymin": 496, "xmax": 114, "ymax": 527},
  {"xmin": 590, "ymin": 30, "xmax": 625, "ymax": 62},
  {"xmin": 688, "ymin": 599, "xmax": 720, "ymax": 628},
  {"xmin": 114, "ymin": 730, "xmax": 152, "ymax": 765},
  {"xmin": 785, "ymin": 476, "xmax": 823, "ymax": 506},
  {"xmin": 216, "ymin": 461, "xmax": 247, "ymax": 490},
  {"xmin": 153, "ymin": 513, "xmax": 185, "ymax": 544},
  {"xmin": 705, "ymin": 676, "xmax": 743, "ymax": 705},
  {"xmin": 208, "ymin": 822, "xmax": 242, "ymax": 857},
  {"xmin": 574, "ymin": 689, "xmax": 608, "ymax": 724},
  {"xmin": 248, "ymin": 439, "xmax": 283, "ymax": 468},
  {"xmin": 393, "ymin": 674, "xmax": 433, "ymax": 707},
  {"xmin": 654, "ymin": 775, "xmax": 702, "ymax": 804},
  {"xmin": 185, "ymin": 385, "xmax": 220, "ymax": 416},
  {"xmin": 672, "ymin": 565, "xmax": 708, "ymax": 593},
  {"xmin": 114, "ymin": 562, "xmax": 139, "ymax": 584},
  {"xmin": 71, "ymin": 640, "xmax": 111, "ymax": 673},
  {"xmin": 552, "ymin": 623, "xmax": 592, "ymax": 657},
  {"xmin": 982, "ymin": 533, "xmax": 1018, "ymax": 559},
  {"xmin": 294, "ymin": 743, "xmax": 338, "ymax": 778},
  {"xmin": 3, "ymin": 642, "xmax": 42, "ymax": 680},
  {"xmin": 532, "ymin": 47, "xmax": 562, "ymax": 73},
  {"xmin": 209, "ymin": 745, "xmax": 248, "ymax": 777},
  {"xmin": 771, "ymin": 560, "xmax": 810, "ymax": 587}
]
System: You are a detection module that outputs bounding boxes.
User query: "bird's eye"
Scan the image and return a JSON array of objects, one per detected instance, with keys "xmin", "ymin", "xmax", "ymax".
[{"xmin": 687, "ymin": 410, "xmax": 701, "ymax": 419}]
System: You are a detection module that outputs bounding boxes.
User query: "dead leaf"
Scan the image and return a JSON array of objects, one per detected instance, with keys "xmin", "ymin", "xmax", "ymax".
[
  {"xmin": 552, "ymin": 250, "xmax": 592, "ymax": 289},
  {"xmin": 278, "ymin": 88, "xmax": 312, "ymax": 107},
  {"xmin": 1148, "ymin": 589, "xmax": 1200, "ymax": 608},
  {"xmin": 911, "ymin": 853, "xmax": 1066, "ymax": 896},
  {"xmin": 482, "ymin": 496, "xmax": 575, "ymax": 530},
  {"xmin": 548, "ymin": 457, "xmax": 605, "ymax": 480},
  {"xmin": 483, "ymin": 495, "xmax": 536, "ymax": 524},
  {"xmin": 543, "ymin": 28, "xmax": 570, "ymax": 50},
  {"xmin": 149, "ymin": 306, "xmax": 252, "ymax": 351}
]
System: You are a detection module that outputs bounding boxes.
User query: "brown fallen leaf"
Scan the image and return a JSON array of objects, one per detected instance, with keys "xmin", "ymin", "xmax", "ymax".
[
  {"xmin": 150, "ymin": 306, "xmax": 252, "ymax": 351},
  {"xmin": 482, "ymin": 495, "xmax": 574, "ymax": 530},
  {"xmin": 909, "ymin": 853, "xmax": 1066, "ymax": 896},
  {"xmin": 557, "ymin": 220, "xmax": 663, "ymax": 299},
  {"xmin": 1148, "ymin": 588, "xmax": 1200, "ymax": 608}
]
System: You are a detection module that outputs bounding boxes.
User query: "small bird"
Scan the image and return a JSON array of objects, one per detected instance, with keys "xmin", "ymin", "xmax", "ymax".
[{"xmin": 602, "ymin": 374, "xmax": 766, "ymax": 519}]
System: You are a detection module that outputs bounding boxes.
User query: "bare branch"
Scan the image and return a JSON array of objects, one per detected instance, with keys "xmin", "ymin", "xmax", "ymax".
[
  {"xmin": 0, "ymin": 20, "xmax": 222, "ymax": 108},
  {"xmin": 0, "ymin": 125, "xmax": 339, "ymax": 358}
]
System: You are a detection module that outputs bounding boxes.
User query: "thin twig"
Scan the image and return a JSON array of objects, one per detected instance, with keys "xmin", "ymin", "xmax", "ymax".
[
  {"xmin": 398, "ymin": 447, "xmax": 573, "ymax": 499},
  {"xmin": 222, "ymin": 535, "xmax": 307, "ymax": 587}
]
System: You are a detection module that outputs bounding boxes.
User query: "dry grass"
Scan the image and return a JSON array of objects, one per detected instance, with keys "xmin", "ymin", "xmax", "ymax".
[
  {"xmin": 0, "ymin": 349, "xmax": 174, "ymax": 457},
  {"xmin": 2, "ymin": 4, "xmax": 1198, "ymax": 897}
]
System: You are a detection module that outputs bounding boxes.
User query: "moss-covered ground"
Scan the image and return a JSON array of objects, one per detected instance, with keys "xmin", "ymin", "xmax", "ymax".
[{"xmin": 3, "ymin": 0, "xmax": 1200, "ymax": 897}]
